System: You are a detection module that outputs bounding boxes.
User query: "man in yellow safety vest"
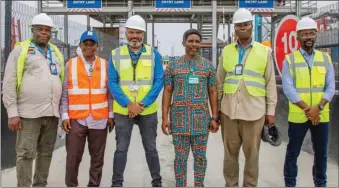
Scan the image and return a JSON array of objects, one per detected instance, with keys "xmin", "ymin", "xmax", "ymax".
[
  {"xmin": 2, "ymin": 13, "xmax": 64, "ymax": 187},
  {"xmin": 107, "ymin": 15, "xmax": 164, "ymax": 187},
  {"xmin": 216, "ymin": 8, "xmax": 277, "ymax": 187},
  {"xmin": 282, "ymin": 17, "xmax": 335, "ymax": 187}
]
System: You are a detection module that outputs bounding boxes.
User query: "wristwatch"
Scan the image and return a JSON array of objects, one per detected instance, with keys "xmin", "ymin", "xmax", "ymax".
[
  {"xmin": 317, "ymin": 104, "xmax": 324, "ymax": 110},
  {"xmin": 210, "ymin": 117, "xmax": 219, "ymax": 122}
]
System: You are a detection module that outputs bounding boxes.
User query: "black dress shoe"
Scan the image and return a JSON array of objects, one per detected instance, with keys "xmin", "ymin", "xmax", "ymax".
[{"xmin": 152, "ymin": 183, "xmax": 162, "ymax": 187}]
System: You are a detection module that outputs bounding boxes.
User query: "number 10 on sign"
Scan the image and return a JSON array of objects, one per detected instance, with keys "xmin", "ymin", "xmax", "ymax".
[
  {"xmin": 282, "ymin": 31, "xmax": 298, "ymax": 54},
  {"xmin": 274, "ymin": 15, "xmax": 301, "ymax": 76}
]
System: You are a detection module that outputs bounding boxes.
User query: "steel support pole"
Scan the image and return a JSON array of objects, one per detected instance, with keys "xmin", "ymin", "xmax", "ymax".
[
  {"xmin": 228, "ymin": 20, "xmax": 231, "ymax": 43},
  {"xmin": 103, "ymin": 17, "xmax": 106, "ymax": 28},
  {"xmin": 144, "ymin": 16, "xmax": 147, "ymax": 43},
  {"xmin": 64, "ymin": 15, "xmax": 69, "ymax": 59},
  {"xmin": 271, "ymin": 16, "xmax": 276, "ymax": 52},
  {"xmin": 37, "ymin": 0, "xmax": 42, "ymax": 14},
  {"xmin": 87, "ymin": 15, "xmax": 90, "ymax": 30},
  {"xmin": 296, "ymin": 0, "xmax": 301, "ymax": 17},
  {"xmin": 4, "ymin": 0, "xmax": 12, "ymax": 62},
  {"xmin": 152, "ymin": 20, "xmax": 155, "ymax": 47},
  {"xmin": 223, "ymin": 8, "xmax": 225, "ymax": 41},
  {"xmin": 212, "ymin": 0, "xmax": 217, "ymax": 68},
  {"xmin": 128, "ymin": 0, "xmax": 133, "ymax": 18},
  {"xmin": 64, "ymin": 15, "xmax": 68, "ymax": 44}
]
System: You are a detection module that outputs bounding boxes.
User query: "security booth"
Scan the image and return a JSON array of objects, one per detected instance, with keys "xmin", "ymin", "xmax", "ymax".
[{"xmin": 200, "ymin": 37, "xmax": 226, "ymax": 68}]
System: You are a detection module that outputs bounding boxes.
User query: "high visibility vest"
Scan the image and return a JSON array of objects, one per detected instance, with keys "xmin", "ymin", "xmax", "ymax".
[
  {"xmin": 111, "ymin": 44, "xmax": 158, "ymax": 115},
  {"xmin": 222, "ymin": 42, "xmax": 269, "ymax": 96},
  {"xmin": 285, "ymin": 50, "xmax": 331, "ymax": 123},
  {"xmin": 67, "ymin": 56, "xmax": 109, "ymax": 120},
  {"xmin": 14, "ymin": 38, "xmax": 65, "ymax": 94}
]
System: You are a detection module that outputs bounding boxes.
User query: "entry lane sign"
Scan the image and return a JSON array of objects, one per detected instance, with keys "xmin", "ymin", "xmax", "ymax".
[
  {"xmin": 274, "ymin": 15, "xmax": 301, "ymax": 76},
  {"xmin": 238, "ymin": 0, "xmax": 274, "ymax": 9},
  {"xmin": 155, "ymin": 0, "xmax": 191, "ymax": 9},
  {"xmin": 67, "ymin": 0, "xmax": 102, "ymax": 9}
]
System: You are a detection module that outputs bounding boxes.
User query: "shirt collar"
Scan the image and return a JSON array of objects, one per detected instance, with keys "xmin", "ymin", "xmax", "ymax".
[
  {"xmin": 235, "ymin": 38, "xmax": 254, "ymax": 49},
  {"xmin": 128, "ymin": 44, "xmax": 146, "ymax": 54},
  {"xmin": 299, "ymin": 47, "xmax": 315, "ymax": 56},
  {"xmin": 80, "ymin": 54, "xmax": 97, "ymax": 65}
]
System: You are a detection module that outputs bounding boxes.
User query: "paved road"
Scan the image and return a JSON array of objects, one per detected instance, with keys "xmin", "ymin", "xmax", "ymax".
[
  {"xmin": 2, "ymin": 122, "xmax": 338, "ymax": 187},
  {"xmin": 1, "ymin": 94, "xmax": 338, "ymax": 186}
]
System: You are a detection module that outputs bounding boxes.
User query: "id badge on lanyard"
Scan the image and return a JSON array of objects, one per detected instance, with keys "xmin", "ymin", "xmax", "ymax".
[
  {"xmin": 33, "ymin": 42, "xmax": 57, "ymax": 75},
  {"xmin": 235, "ymin": 64, "xmax": 243, "ymax": 75},
  {"xmin": 129, "ymin": 84, "xmax": 139, "ymax": 98},
  {"xmin": 235, "ymin": 48, "xmax": 245, "ymax": 75}
]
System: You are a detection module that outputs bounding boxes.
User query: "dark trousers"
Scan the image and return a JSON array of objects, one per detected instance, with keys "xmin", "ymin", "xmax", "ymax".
[
  {"xmin": 111, "ymin": 112, "xmax": 162, "ymax": 187},
  {"xmin": 284, "ymin": 121, "xmax": 329, "ymax": 187},
  {"xmin": 65, "ymin": 120, "xmax": 108, "ymax": 187}
]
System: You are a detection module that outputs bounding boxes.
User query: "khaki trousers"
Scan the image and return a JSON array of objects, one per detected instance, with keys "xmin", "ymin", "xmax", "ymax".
[
  {"xmin": 16, "ymin": 117, "xmax": 58, "ymax": 187},
  {"xmin": 221, "ymin": 113, "xmax": 265, "ymax": 187}
]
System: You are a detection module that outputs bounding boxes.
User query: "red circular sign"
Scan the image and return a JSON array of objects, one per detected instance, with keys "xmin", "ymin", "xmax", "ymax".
[{"xmin": 274, "ymin": 15, "xmax": 301, "ymax": 76}]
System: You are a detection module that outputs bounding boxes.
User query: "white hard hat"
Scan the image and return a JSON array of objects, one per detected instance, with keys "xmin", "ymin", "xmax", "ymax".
[
  {"xmin": 232, "ymin": 8, "xmax": 253, "ymax": 24},
  {"xmin": 31, "ymin": 13, "xmax": 54, "ymax": 28},
  {"xmin": 296, "ymin": 17, "xmax": 317, "ymax": 32},
  {"xmin": 125, "ymin": 15, "xmax": 146, "ymax": 32}
]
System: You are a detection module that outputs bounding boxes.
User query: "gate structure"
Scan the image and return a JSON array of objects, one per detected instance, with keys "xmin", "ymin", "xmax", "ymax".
[{"xmin": 41, "ymin": 0, "xmax": 316, "ymax": 67}]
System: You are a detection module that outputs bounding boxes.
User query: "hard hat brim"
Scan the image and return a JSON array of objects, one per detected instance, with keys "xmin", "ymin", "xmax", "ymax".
[
  {"xmin": 30, "ymin": 24, "xmax": 55, "ymax": 30},
  {"xmin": 125, "ymin": 26, "xmax": 146, "ymax": 32},
  {"xmin": 233, "ymin": 19, "xmax": 253, "ymax": 24},
  {"xmin": 296, "ymin": 27, "xmax": 317, "ymax": 32}
]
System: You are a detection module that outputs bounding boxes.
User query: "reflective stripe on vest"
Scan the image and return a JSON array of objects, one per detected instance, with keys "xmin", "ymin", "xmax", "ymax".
[
  {"xmin": 286, "ymin": 50, "xmax": 331, "ymax": 123},
  {"xmin": 111, "ymin": 44, "xmax": 158, "ymax": 115},
  {"xmin": 67, "ymin": 56, "xmax": 108, "ymax": 120},
  {"xmin": 15, "ymin": 38, "xmax": 64, "ymax": 94},
  {"xmin": 222, "ymin": 42, "xmax": 268, "ymax": 96}
]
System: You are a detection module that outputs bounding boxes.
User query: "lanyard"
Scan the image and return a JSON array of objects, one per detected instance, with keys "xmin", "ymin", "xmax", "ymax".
[
  {"xmin": 131, "ymin": 54, "xmax": 141, "ymax": 82},
  {"xmin": 238, "ymin": 48, "xmax": 245, "ymax": 65},
  {"xmin": 32, "ymin": 42, "xmax": 53, "ymax": 65},
  {"xmin": 237, "ymin": 44, "xmax": 251, "ymax": 65},
  {"xmin": 81, "ymin": 55, "xmax": 96, "ymax": 77}
]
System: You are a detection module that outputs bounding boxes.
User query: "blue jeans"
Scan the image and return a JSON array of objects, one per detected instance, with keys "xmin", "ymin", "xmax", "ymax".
[
  {"xmin": 111, "ymin": 113, "xmax": 162, "ymax": 187},
  {"xmin": 284, "ymin": 121, "xmax": 329, "ymax": 187}
]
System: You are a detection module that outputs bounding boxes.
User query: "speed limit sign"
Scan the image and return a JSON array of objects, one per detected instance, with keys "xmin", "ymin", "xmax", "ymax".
[{"xmin": 274, "ymin": 15, "xmax": 301, "ymax": 76}]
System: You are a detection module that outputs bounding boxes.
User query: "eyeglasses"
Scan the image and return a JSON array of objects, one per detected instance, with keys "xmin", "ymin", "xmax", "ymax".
[{"xmin": 299, "ymin": 32, "xmax": 317, "ymax": 38}]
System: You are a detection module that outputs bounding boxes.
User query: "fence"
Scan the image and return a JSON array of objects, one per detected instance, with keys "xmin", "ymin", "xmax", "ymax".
[{"xmin": 0, "ymin": 1, "xmax": 88, "ymax": 73}]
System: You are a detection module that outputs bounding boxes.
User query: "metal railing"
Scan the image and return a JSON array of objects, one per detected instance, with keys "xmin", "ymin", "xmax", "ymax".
[
  {"xmin": 310, "ymin": 2, "xmax": 339, "ymax": 18},
  {"xmin": 1, "ymin": 1, "xmax": 88, "ymax": 71},
  {"xmin": 316, "ymin": 29, "xmax": 339, "ymax": 48}
]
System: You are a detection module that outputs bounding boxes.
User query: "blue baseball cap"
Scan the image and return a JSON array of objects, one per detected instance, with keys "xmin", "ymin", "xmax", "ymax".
[{"xmin": 80, "ymin": 30, "xmax": 98, "ymax": 44}]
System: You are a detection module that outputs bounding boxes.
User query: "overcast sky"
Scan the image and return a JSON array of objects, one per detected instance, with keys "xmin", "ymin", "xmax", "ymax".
[{"xmin": 16, "ymin": 1, "xmax": 338, "ymax": 56}]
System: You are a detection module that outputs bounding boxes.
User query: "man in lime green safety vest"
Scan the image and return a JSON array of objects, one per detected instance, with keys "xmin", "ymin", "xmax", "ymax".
[
  {"xmin": 216, "ymin": 8, "xmax": 277, "ymax": 187},
  {"xmin": 107, "ymin": 15, "xmax": 164, "ymax": 187},
  {"xmin": 282, "ymin": 17, "xmax": 335, "ymax": 187},
  {"xmin": 2, "ymin": 13, "xmax": 64, "ymax": 187}
]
